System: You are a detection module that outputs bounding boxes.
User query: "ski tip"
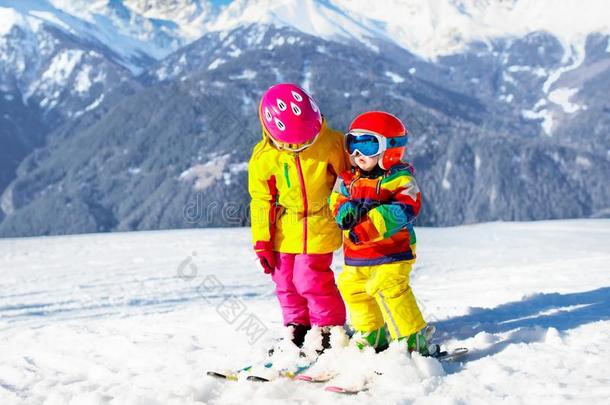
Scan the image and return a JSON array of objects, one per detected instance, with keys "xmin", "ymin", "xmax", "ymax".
[
  {"xmin": 206, "ymin": 371, "xmax": 238, "ymax": 381},
  {"xmin": 247, "ymin": 375, "xmax": 271, "ymax": 382},
  {"xmin": 295, "ymin": 374, "xmax": 313, "ymax": 382},
  {"xmin": 325, "ymin": 386, "xmax": 347, "ymax": 393},
  {"xmin": 437, "ymin": 347, "xmax": 469, "ymax": 361},
  {"xmin": 325, "ymin": 386, "xmax": 365, "ymax": 395}
]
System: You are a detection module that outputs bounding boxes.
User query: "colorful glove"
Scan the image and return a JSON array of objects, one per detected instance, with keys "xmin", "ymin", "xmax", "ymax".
[
  {"xmin": 255, "ymin": 248, "xmax": 276, "ymax": 274},
  {"xmin": 338, "ymin": 201, "xmax": 379, "ymax": 230}
]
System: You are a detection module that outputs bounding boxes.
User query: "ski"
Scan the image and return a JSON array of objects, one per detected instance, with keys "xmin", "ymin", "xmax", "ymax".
[
  {"xmin": 206, "ymin": 362, "xmax": 270, "ymax": 381},
  {"xmin": 322, "ymin": 347, "xmax": 468, "ymax": 394},
  {"xmin": 434, "ymin": 347, "xmax": 468, "ymax": 361},
  {"xmin": 324, "ymin": 384, "xmax": 368, "ymax": 394},
  {"xmin": 245, "ymin": 358, "xmax": 317, "ymax": 382},
  {"xmin": 208, "ymin": 353, "xmax": 318, "ymax": 382},
  {"xmin": 323, "ymin": 373, "xmax": 374, "ymax": 394},
  {"xmin": 295, "ymin": 371, "xmax": 337, "ymax": 383}
]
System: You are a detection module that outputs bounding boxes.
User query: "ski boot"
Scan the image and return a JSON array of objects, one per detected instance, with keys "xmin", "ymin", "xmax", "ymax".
[
  {"xmin": 267, "ymin": 323, "xmax": 310, "ymax": 357},
  {"xmin": 351, "ymin": 326, "xmax": 390, "ymax": 353},
  {"xmin": 401, "ymin": 325, "xmax": 440, "ymax": 357},
  {"xmin": 303, "ymin": 325, "xmax": 349, "ymax": 355}
]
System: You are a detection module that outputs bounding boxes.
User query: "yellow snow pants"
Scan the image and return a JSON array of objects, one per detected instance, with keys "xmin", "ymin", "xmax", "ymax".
[{"xmin": 337, "ymin": 261, "xmax": 426, "ymax": 339}]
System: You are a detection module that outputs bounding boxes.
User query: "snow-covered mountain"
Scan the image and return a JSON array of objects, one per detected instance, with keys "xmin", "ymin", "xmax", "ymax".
[
  {"xmin": 3, "ymin": 0, "xmax": 609, "ymax": 69},
  {"xmin": 2, "ymin": 0, "xmax": 608, "ymax": 126},
  {"xmin": 202, "ymin": 0, "xmax": 610, "ymax": 63},
  {"xmin": 0, "ymin": 0, "xmax": 609, "ymax": 237},
  {"xmin": 1, "ymin": 220, "xmax": 609, "ymax": 403}
]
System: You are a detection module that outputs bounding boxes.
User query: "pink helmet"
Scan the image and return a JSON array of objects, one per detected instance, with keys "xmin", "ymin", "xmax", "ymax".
[{"xmin": 259, "ymin": 83, "xmax": 322, "ymax": 145}]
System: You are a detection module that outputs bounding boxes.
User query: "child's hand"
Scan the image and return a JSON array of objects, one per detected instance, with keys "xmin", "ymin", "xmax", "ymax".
[
  {"xmin": 339, "ymin": 210, "xmax": 359, "ymax": 230},
  {"xmin": 255, "ymin": 249, "xmax": 276, "ymax": 274},
  {"xmin": 348, "ymin": 229, "xmax": 361, "ymax": 244},
  {"xmin": 338, "ymin": 201, "xmax": 370, "ymax": 230}
]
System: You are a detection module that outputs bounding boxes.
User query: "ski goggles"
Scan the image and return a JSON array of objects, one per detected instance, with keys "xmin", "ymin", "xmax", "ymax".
[
  {"xmin": 345, "ymin": 132, "xmax": 407, "ymax": 157},
  {"xmin": 268, "ymin": 132, "xmax": 319, "ymax": 152}
]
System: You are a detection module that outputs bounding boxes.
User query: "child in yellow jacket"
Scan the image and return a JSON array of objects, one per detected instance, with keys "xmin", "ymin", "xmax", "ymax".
[
  {"xmin": 249, "ymin": 83, "xmax": 349, "ymax": 351},
  {"xmin": 329, "ymin": 111, "xmax": 436, "ymax": 356}
]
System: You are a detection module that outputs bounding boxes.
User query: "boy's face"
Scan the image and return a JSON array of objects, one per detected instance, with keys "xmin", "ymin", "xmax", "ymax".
[{"xmin": 353, "ymin": 152, "xmax": 380, "ymax": 172}]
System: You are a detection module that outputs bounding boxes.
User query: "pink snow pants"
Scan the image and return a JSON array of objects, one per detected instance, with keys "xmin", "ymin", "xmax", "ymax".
[{"xmin": 271, "ymin": 252, "xmax": 346, "ymax": 327}]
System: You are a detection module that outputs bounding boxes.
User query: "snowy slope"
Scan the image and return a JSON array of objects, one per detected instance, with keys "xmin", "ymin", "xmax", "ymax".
[{"xmin": 1, "ymin": 220, "xmax": 609, "ymax": 404}]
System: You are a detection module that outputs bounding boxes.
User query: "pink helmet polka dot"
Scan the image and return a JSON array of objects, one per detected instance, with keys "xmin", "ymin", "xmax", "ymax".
[{"xmin": 259, "ymin": 83, "xmax": 322, "ymax": 144}]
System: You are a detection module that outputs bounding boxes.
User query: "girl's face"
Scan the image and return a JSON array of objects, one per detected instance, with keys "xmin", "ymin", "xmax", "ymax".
[{"xmin": 353, "ymin": 152, "xmax": 380, "ymax": 172}]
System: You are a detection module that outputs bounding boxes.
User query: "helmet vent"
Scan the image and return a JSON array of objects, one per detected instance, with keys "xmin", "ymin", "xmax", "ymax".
[
  {"xmin": 277, "ymin": 98, "xmax": 287, "ymax": 111},
  {"xmin": 291, "ymin": 91, "xmax": 303, "ymax": 102},
  {"xmin": 290, "ymin": 102, "xmax": 302, "ymax": 116},
  {"xmin": 264, "ymin": 108, "xmax": 272, "ymax": 122},
  {"xmin": 274, "ymin": 117, "xmax": 286, "ymax": 131},
  {"xmin": 309, "ymin": 98, "xmax": 319, "ymax": 113}
]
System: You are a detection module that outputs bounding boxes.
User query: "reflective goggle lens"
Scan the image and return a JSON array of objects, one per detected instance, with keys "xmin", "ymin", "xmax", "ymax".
[{"xmin": 346, "ymin": 133, "xmax": 382, "ymax": 157}]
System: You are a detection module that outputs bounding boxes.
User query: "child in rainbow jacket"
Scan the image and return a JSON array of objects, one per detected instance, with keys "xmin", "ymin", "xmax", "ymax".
[{"xmin": 329, "ymin": 111, "xmax": 437, "ymax": 356}]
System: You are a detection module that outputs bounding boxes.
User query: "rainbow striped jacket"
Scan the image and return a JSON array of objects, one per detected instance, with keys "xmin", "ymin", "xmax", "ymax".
[{"xmin": 329, "ymin": 163, "xmax": 421, "ymax": 266}]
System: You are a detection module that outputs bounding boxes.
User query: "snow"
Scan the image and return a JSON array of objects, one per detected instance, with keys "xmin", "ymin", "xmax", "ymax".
[
  {"xmin": 331, "ymin": 0, "xmax": 610, "ymax": 60},
  {"xmin": 229, "ymin": 69, "xmax": 257, "ymax": 80},
  {"xmin": 499, "ymin": 93, "xmax": 514, "ymax": 103},
  {"xmin": 442, "ymin": 160, "xmax": 452, "ymax": 190},
  {"xmin": 575, "ymin": 156, "xmax": 592, "ymax": 168},
  {"xmin": 227, "ymin": 46, "xmax": 242, "ymax": 58},
  {"xmin": 301, "ymin": 66, "xmax": 312, "ymax": 93},
  {"xmin": 548, "ymin": 87, "xmax": 582, "ymax": 113},
  {"xmin": 2, "ymin": 1, "xmax": 609, "ymax": 77},
  {"xmin": 69, "ymin": 0, "xmax": 608, "ymax": 65},
  {"xmin": 83, "ymin": 94, "xmax": 104, "ymax": 111},
  {"xmin": 508, "ymin": 65, "xmax": 532, "ymax": 73},
  {"xmin": 0, "ymin": 6, "xmax": 27, "ymax": 35},
  {"xmin": 73, "ymin": 64, "xmax": 92, "ymax": 94},
  {"xmin": 0, "ymin": 220, "xmax": 609, "ymax": 403},
  {"xmin": 40, "ymin": 49, "xmax": 84, "ymax": 87},
  {"xmin": 207, "ymin": 58, "xmax": 225, "ymax": 70},
  {"xmin": 229, "ymin": 162, "xmax": 248, "ymax": 173},
  {"xmin": 385, "ymin": 71, "xmax": 405, "ymax": 84},
  {"xmin": 266, "ymin": 34, "xmax": 285, "ymax": 49},
  {"xmin": 521, "ymin": 108, "xmax": 554, "ymax": 136}
]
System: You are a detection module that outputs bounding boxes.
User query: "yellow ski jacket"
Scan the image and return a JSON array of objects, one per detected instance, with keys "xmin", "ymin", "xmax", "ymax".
[{"xmin": 248, "ymin": 120, "xmax": 349, "ymax": 254}]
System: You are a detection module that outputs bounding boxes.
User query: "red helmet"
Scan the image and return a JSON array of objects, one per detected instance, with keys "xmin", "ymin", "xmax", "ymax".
[{"xmin": 348, "ymin": 111, "xmax": 408, "ymax": 169}]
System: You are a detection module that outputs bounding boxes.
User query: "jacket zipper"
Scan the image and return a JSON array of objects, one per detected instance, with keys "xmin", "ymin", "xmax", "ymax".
[
  {"xmin": 349, "ymin": 175, "xmax": 360, "ymax": 195},
  {"xmin": 283, "ymin": 163, "xmax": 291, "ymax": 188},
  {"xmin": 294, "ymin": 154, "xmax": 308, "ymax": 254}
]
